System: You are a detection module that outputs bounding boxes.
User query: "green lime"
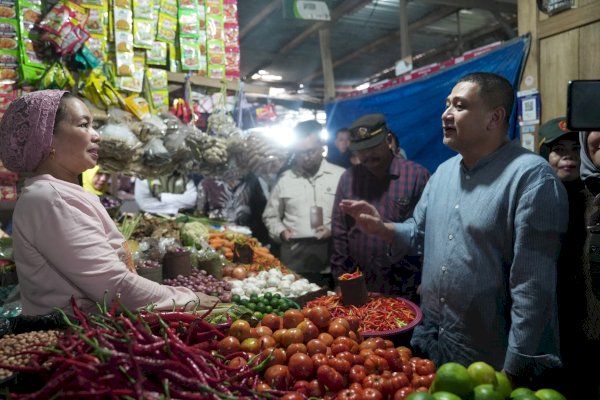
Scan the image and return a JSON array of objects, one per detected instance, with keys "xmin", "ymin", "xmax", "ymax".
[
  {"xmin": 510, "ymin": 388, "xmax": 535, "ymax": 398},
  {"xmin": 264, "ymin": 305, "xmax": 273, "ymax": 314},
  {"xmin": 512, "ymin": 394, "xmax": 541, "ymax": 400},
  {"xmin": 534, "ymin": 388, "xmax": 566, "ymax": 400},
  {"xmin": 253, "ymin": 311, "xmax": 264, "ymax": 320},
  {"xmin": 467, "ymin": 361, "xmax": 497, "ymax": 386},
  {"xmin": 272, "ymin": 293, "xmax": 281, "ymax": 300},
  {"xmin": 246, "ymin": 302, "xmax": 256, "ymax": 311},
  {"xmin": 277, "ymin": 299, "xmax": 288, "ymax": 309},
  {"xmin": 406, "ymin": 393, "xmax": 436, "ymax": 400},
  {"xmin": 256, "ymin": 302, "xmax": 267, "ymax": 313},
  {"xmin": 263, "ymin": 292, "xmax": 272, "ymax": 300},
  {"xmin": 240, "ymin": 298, "xmax": 249, "ymax": 306},
  {"xmin": 249, "ymin": 293, "xmax": 259, "ymax": 302},
  {"xmin": 495, "ymin": 371, "xmax": 512, "ymax": 399},
  {"xmin": 431, "ymin": 362, "xmax": 474, "ymax": 398},
  {"xmin": 231, "ymin": 294, "xmax": 241, "ymax": 304},
  {"xmin": 473, "ymin": 384, "xmax": 502, "ymax": 400},
  {"xmin": 432, "ymin": 392, "xmax": 462, "ymax": 400}
]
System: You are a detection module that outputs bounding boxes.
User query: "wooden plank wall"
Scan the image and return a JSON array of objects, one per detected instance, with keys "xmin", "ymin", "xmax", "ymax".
[{"xmin": 518, "ymin": 0, "xmax": 600, "ymax": 147}]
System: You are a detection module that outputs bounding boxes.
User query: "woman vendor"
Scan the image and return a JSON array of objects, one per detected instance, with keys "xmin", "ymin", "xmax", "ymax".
[{"xmin": 0, "ymin": 90, "xmax": 218, "ymax": 316}]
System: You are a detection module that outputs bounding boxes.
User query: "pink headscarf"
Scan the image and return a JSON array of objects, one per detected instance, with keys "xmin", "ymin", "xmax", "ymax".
[{"xmin": 0, "ymin": 90, "xmax": 68, "ymax": 172}]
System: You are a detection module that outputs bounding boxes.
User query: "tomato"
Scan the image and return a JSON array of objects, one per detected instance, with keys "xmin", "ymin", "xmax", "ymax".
[
  {"xmin": 255, "ymin": 325, "xmax": 273, "ymax": 337},
  {"xmin": 311, "ymin": 353, "xmax": 329, "ymax": 369},
  {"xmin": 307, "ymin": 306, "xmax": 332, "ymax": 328},
  {"xmin": 318, "ymin": 332, "xmax": 334, "ymax": 346},
  {"xmin": 393, "ymin": 386, "xmax": 414, "ymax": 400},
  {"xmin": 316, "ymin": 365, "xmax": 345, "ymax": 392},
  {"xmin": 261, "ymin": 313, "xmax": 282, "ymax": 331},
  {"xmin": 283, "ymin": 309, "xmax": 305, "ymax": 329},
  {"xmin": 336, "ymin": 388, "xmax": 363, "ymax": 400},
  {"xmin": 259, "ymin": 335, "xmax": 277, "ymax": 350},
  {"xmin": 263, "ymin": 364, "xmax": 292, "ymax": 390},
  {"xmin": 292, "ymin": 380, "xmax": 312, "ymax": 396},
  {"xmin": 328, "ymin": 321, "xmax": 349, "ymax": 338},
  {"xmin": 345, "ymin": 315, "xmax": 360, "ymax": 331},
  {"xmin": 336, "ymin": 351, "xmax": 355, "ymax": 365},
  {"xmin": 227, "ymin": 356, "xmax": 247, "ymax": 370},
  {"xmin": 288, "ymin": 352, "xmax": 314, "ymax": 380},
  {"xmin": 363, "ymin": 374, "xmax": 394, "ymax": 397},
  {"xmin": 333, "ymin": 336, "xmax": 359, "ymax": 354},
  {"xmin": 348, "ymin": 365, "xmax": 368, "ymax": 383},
  {"xmin": 240, "ymin": 337, "xmax": 261, "ymax": 354},
  {"xmin": 255, "ymin": 381, "xmax": 271, "ymax": 393},
  {"xmin": 286, "ymin": 342, "xmax": 307, "ymax": 358},
  {"xmin": 414, "ymin": 359, "xmax": 436, "ymax": 376},
  {"xmin": 362, "ymin": 387, "xmax": 383, "ymax": 400},
  {"xmin": 229, "ymin": 320, "xmax": 251, "ymax": 341},
  {"xmin": 359, "ymin": 338, "xmax": 379, "ymax": 350},
  {"xmin": 218, "ymin": 336, "xmax": 240, "ymax": 356},
  {"xmin": 297, "ymin": 320, "xmax": 320, "ymax": 342},
  {"xmin": 381, "ymin": 348, "xmax": 404, "ymax": 371},
  {"xmin": 359, "ymin": 349, "xmax": 375, "ymax": 359},
  {"xmin": 281, "ymin": 328, "xmax": 304, "ymax": 347},
  {"xmin": 364, "ymin": 355, "xmax": 390, "ymax": 375},
  {"xmin": 307, "ymin": 339, "xmax": 328, "ymax": 356},
  {"xmin": 309, "ymin": 379, "xmax": 325, "ymax": 397},
  {"xmin": 410, "ymin": 373, "xmax": 433, "ymax": 388},
  {"xmin": 280, "ymin": 393, "xmax": 306, "ymax": 400},
  {"xmin": 402, "ymin": 362, "xmax": 413, "ymax": 380},
  {"xmin": 273, "ymin": 328, "xmax": 287, "ymax": 345},
  {"xmin": 353, "ymin": 353, "xmax": 365, "ymax": 365},
  {"xmin": 384, "ymin": 340, "xmax": 395, "ymax": 348},
  {"xmin": 390, "ymin": 372, "xmax": 410, "ymax": 391},
  {"xmin": 262, "ymin": 347, "xmax": 287, "ymax": 366},
  {"xmin": 331, "ymin": 341, "xmax": 350, "ymax": 355},
  {"xmin": 327, "ymin": 356, "xmax": 351, "ymax": 374},
  {"xmin": 349, "ymin": 382, "xmax": 364, "ymax": 393},
  {"xmin": 396, "ymin": 346, "xmax": 412, "ymax": 360}
]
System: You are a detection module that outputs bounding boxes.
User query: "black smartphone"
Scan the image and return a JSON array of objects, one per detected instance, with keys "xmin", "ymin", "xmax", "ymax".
[{"xmin": 567, "ymin": 80, "xmax": 600, "ymax": 131}]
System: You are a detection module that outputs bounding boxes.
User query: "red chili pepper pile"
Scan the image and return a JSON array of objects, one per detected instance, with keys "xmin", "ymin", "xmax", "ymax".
[
  {"xmin": 0, "ymin": 298, "xmax": 275, "ymax": 400},
  {"xmin": 306, "ymin": 294, "xmax": 416, "ymax": 333}
]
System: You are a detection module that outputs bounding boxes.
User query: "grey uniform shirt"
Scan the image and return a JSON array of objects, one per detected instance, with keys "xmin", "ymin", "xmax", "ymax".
[{"xmin": 391, "ymin": 140, "xmax": 568, "ymax": 377}]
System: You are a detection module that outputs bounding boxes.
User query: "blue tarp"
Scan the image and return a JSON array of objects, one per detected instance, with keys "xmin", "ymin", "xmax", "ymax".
[{"xmin": 325, "ymin": 36, "xmax": 530, "ymax": 173}]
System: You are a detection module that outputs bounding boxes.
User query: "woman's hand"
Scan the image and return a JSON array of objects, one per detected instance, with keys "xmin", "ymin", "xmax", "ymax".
[
  {"xmin": 339, "ymin": 199, "xmax": 395, "ymax": 242},
  {"xmin": 193, "ymin": 292, "xmax": 220, "ymax": 308}
]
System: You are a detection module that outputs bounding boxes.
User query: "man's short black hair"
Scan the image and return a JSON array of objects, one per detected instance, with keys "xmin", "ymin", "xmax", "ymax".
[{"xmin": 457, "ymin": 72, "xmax": 514, "ymax": 122}]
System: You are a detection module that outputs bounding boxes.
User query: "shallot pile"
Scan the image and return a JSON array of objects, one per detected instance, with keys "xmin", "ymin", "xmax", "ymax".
[{"xmin": 163, "ymin": 269, "xmax": 232, "ymax": 302}]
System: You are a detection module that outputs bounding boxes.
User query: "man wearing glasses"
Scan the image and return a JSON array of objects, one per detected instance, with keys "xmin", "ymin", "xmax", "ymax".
[{"xmin": 262, "ymin": 120, "xmax": 345, "ymax": 288}]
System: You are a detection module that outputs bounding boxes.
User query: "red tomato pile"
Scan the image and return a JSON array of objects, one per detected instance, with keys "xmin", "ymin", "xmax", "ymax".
[{"xmin": 216, "ymin": 306, "xmax": 437, "ymax": 400}]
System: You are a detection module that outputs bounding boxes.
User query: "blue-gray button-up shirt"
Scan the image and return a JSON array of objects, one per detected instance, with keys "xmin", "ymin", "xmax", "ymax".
[{"xmin": 392, "ymin": 140, "xmax": 568, "ymax": 377}]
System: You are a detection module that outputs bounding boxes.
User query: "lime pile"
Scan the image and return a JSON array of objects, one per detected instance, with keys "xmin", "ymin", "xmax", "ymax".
[
  {"xmin": 230, "ymin": 292, "xmax": 299, "ymax": 320},
  {"xmin": 418, "ymin": 361, "xmax": 567, "ymax": 400}
]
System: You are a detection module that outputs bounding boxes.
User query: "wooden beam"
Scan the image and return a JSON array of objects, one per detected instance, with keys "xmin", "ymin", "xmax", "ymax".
[
  {"xmin": 399, "ymin": 0, "xmax": 411, "ymax": 59},
  {"xmin": 319, "ymin": 27, "xmax": 335, "ymax": 101},
  {"xmin": 416, "ymin": 0, "xmax": 516, "ymax": 14},
  {"xmin": 167, "ymin": 72, "xmax": 270, "ymax": 95},
  {"xmin": 277, "ymin": 0, "xmax": 372, "ymax": 55},
  {"xmin": 240, "ymin": 0, "xmax": 281, "ymax": 40},
  {"xmin": 301, "ymin": 6, "xmax": 458, "ymax": 82},
  {"xmin": 538, "ymin": 1, "xmax": 600, "ymax": 39},
  {"xmin": 244, "ymin": 0, "xmax": 372, "ymax": 83}
]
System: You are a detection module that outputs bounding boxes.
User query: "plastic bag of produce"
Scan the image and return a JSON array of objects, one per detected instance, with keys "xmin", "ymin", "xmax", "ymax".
[{"xmin": 142, "ymin": 137, "xmax": 171, "ymax": 167}]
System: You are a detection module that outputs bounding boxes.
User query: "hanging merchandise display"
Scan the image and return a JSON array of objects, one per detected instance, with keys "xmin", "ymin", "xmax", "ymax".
[{"xmin": 0, "ymin": 0, "xmax": 241, "ymax": 119}]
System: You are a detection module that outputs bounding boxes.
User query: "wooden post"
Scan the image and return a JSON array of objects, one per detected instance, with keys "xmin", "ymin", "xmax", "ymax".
[
  {"xmin": 399, "ymin": 0, "xmax": 411, "ymax": 59},
  {"xmin": 319, "ymin": 27, "xmax": 336, "ymax": 102}
]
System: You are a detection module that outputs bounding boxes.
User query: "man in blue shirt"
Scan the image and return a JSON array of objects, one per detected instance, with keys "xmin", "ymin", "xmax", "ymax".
[{"xmin": 340, "ymin": 72, "xmax": 568, "ymax": 388}]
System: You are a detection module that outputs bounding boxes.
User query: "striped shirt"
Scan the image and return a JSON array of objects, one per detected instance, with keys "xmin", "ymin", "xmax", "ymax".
[
  {"xmin": 392, "ymin": 140, "xmax": 568, "ymax": 377},
  {"xmin": 330, "ymin": 156, "xmax": 430, "ymax": 300}
]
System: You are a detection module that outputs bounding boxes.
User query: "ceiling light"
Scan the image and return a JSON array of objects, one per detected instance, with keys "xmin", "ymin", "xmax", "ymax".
[{"xmin": 355, "ymin": 82, "xmax": 370, "ymax": 91}]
